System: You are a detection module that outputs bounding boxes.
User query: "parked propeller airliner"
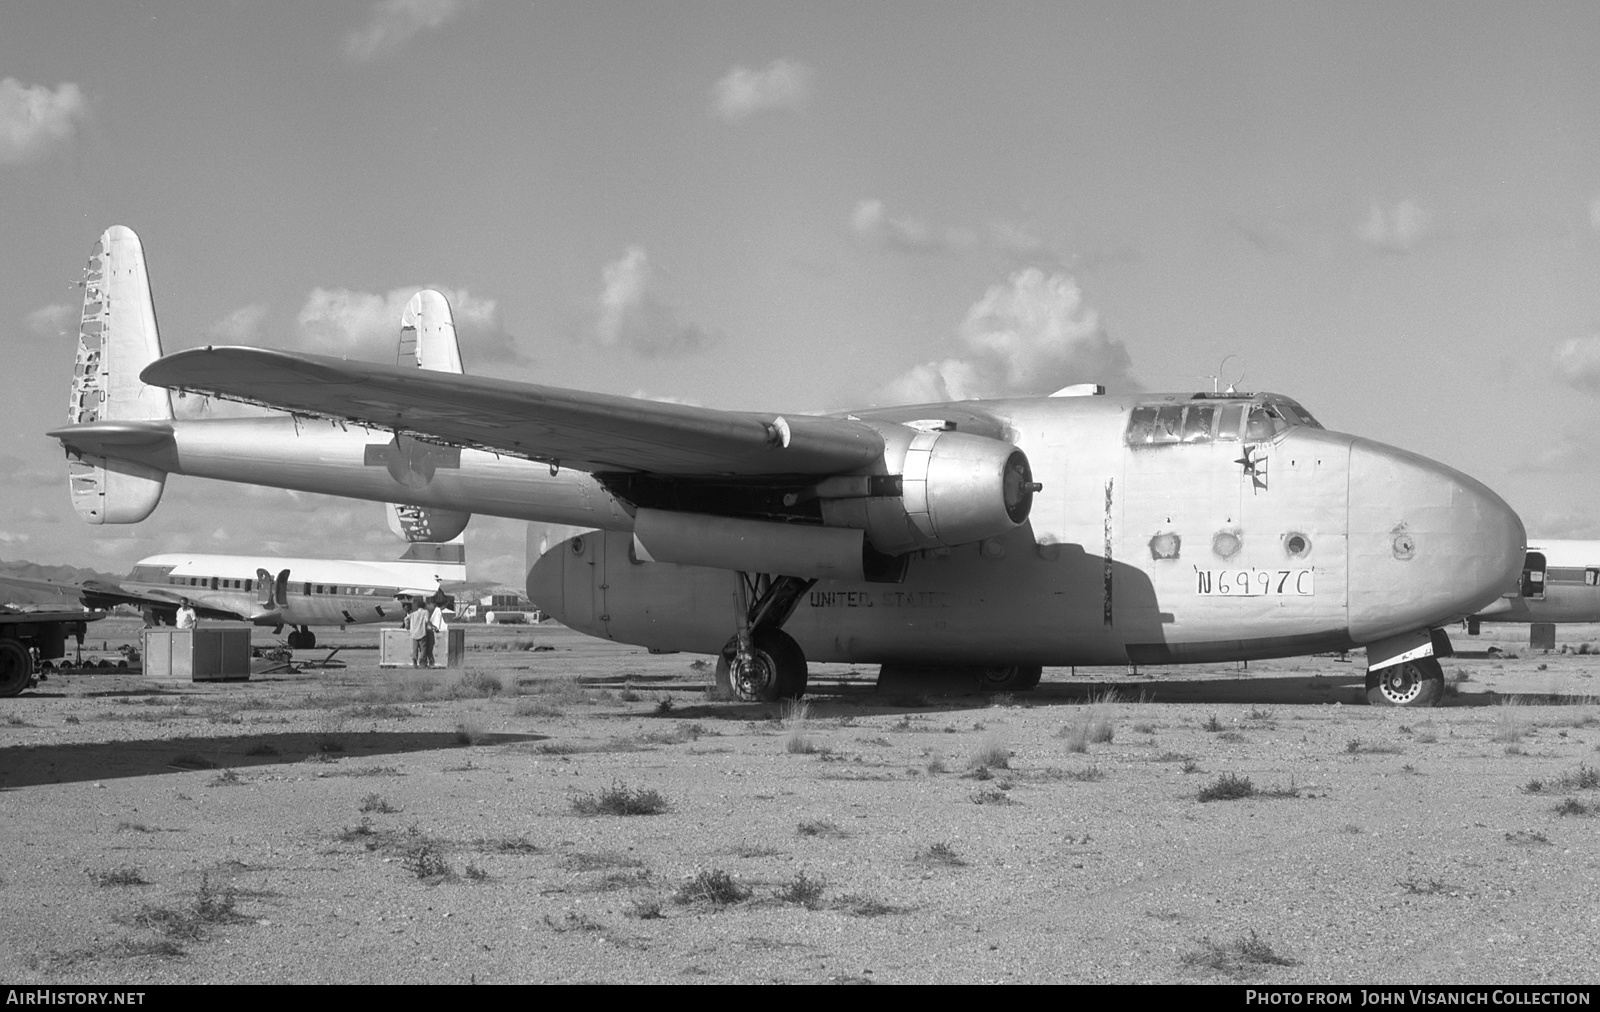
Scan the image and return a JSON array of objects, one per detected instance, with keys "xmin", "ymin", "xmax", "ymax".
[
  {"xmin": 3, "ymin": 544, "xmax": 463, "ymax": 649},
  {"xmin": 1468, "ymin": 540, "xmax": 1600, "ymax": 647},
  {"xmin": 50, "ymin": 226, "xmax": 1527, "ymax": 706}
]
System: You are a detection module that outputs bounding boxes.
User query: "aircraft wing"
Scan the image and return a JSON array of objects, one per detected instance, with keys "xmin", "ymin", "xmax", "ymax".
[
  {"xmin": 0, "ymin": 574, "xmax": 237, "ymax": 620},
  {"xmin": 141, "ymin": 348, "xmax": 885, "ymax": 476}
]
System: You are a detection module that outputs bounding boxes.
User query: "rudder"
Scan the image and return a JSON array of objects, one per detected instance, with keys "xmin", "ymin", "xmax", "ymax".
[{"xmin": 66, "ymin": 226, "xmax": 171, "ymax": 524}]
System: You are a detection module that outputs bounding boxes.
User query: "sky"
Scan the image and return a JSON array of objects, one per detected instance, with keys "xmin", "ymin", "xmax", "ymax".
[{"xmin": 6, "ymin": 1, "xmax": 1600, "ymax": 587}]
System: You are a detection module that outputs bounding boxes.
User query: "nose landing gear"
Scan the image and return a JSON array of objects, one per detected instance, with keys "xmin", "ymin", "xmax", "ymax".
[{"xmin": 1366, "ymin": 656, "xmax": 1445, "ymax": 707}]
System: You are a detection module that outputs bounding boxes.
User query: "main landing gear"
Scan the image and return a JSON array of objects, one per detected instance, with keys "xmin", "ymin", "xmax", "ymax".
[
  {"xmin": 715, "ymin": 573, "xmax": 816, "ymax": 702},
  {"xmin": 1366, "ymin": 656, "xmax": 1445, "ymax": 707},
  {"xmin": 285, "ymin": 626, "xmax": 317, "ymax": 650}
]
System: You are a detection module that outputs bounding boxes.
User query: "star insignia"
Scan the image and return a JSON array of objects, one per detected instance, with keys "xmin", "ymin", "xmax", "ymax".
[{"xmin": 1236, "ymin": 446, "xmax": 1268, "ymax": 492}]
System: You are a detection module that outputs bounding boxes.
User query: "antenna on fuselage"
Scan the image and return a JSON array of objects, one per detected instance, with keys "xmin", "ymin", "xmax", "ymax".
[{"xmin": 1213, "ymin": 355, "xmax": 1245, "ymax": 395}]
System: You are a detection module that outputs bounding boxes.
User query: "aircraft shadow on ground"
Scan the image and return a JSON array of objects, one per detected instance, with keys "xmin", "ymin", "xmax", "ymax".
[{"xmin": 0, "ymin": 729, "xmax": 544, "ymax": 791}]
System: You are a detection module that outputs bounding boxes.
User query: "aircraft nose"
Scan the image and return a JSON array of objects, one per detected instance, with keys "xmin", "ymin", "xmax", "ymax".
[{"xmin": 1347, "ymin": 439, "xmax": 1524, "ymax": 644}]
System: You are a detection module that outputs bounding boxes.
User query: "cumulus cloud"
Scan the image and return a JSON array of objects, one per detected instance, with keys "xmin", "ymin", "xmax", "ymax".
[
  {"xmin": 293, "ymin": 285, "xmax": 523, "ymax": 364},
  {"xmin": 25, "ymin": 302, "xmax": 75, "ymax": 339},
  {"xmin": 205, "ymin": 303, "xmax": 268, "ymax": 343},
  {"xmin": 344, "ymin": 0, "xmax": 474, "ymax": 63},
  {"xmin": 882, "ymin": 269, "xmax": 1137, "ymax": 404},
  {"xmin": 0, "ymin": 78, "xmax": 86, "ymax": 165},
  {"xmin": 1554, "ymin": 334, "xmax": 1600, "ymax": 393},
  {"xmin": 597, "ymin": 247, "xmax": 716, "ymax": 358},
  {"xmin": 711, "ymin": 59, "xmax": 813, "ymax": 122},
  {"xmin": 1358, "ymin": 198, "xmax": 1434, "ymax": 253}
]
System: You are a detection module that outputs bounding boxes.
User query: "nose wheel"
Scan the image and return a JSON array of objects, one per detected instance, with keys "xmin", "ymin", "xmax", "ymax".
[{"xmin": 1366, "ymin": 657, "xmax": 1444, "ymax": 707}]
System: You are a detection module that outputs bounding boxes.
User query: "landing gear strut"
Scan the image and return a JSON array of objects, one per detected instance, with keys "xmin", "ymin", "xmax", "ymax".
[
  {"xmin": 1366, "ymin": 656, "xmax": 1445, "ymax": 707},
  {"xmin": 715, "ymin": 573, "xmax": 815, "ymax": 702}
]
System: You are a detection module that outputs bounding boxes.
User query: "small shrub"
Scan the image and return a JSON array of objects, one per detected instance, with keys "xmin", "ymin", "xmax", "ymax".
[
  {"xmin": 1216, "ymin": 731, "xmax": 1246, "ymax": 744},
  {"xmin": 786, "ymin": 730, "xmax": 827, "ymax": 755},
  {"xmin": 1198, "ymin": 773, "xmax": 1255, "ymax": 802},
  {"xmin": 571, "ymin": 781, "xmax": 669, "ymax": 816},
  {"xmin": 1492, "ymin": 697, "xmax": 1533, "ymax": 744},
  {"xmin": 914, "ymin": 842, "xmax": 966, "ymax": 867},
  {"xmin": 1132, "ymin": 722, "xmax": 1157, "ymax": 734},
  {"xmin": 463, "ymin": 862, "xmax": 490, "ymax": 881},
  {"xmin": 514, "ymin": 698, "xmax": 563, "ymax": 718},
  {"xmin": 87, "ymin": 865, "xmax": 148, "ymax": 887},
  {"xmin": 402, "ymin": 842, "xmax": 453, "ymax": 880},
  {"xmin": 831, "ymin": 894, "xmax": 910, "ymax": 917},
  {"xmin": 797, "ymin": 819, "xmax": 845, "ymax": 837},
  {"xmin": 454, "ymin": 721, "xmax": 491, "ymax": 746},
  {"xmin": 968, "ymin": 737, "xmax": 1011, "ymax": 770},
  {"xmin": 123, "ymin": 873, "xmax": 239, "ymax": 941},
  {"xmin": 673, "ymin": 869, "xmax": 749, "ymax": 906},
  {"xmin": 1065, "ymin": 765, "xmax": 1106, "ymax": 782},
  {"xmin": 776, "ymin": 872, "xmax": 826, "ymax": 909},
  {"xmin": 972, "ymin": 786, "xmax": 1014, "ymax": 805},
  {"xmin": 454, "ymin": 671, "xmax": 504, "ymax": 698},
  {"xmin": 358, "ymin": 793, "xmax": 399, "ymax": 814},
  {"xmin": 208, "ymin": 768, "xmax": 242, "ymax": 787},
  {"xmin": 925, "ymin": 754, "xmax": 948, "ymax": 774},
  {"xmin": 1201, "ymin": 714, "xmax": 1224, "ymax": 733},
  {"xmin": 1181, "ymin": 759, "xmax": 1201, "ymax": 774},
  {"xmin": 1180, "ymin": 929, "xmax": 1296, "ymax": 977},
  {"xmin": 654, "ymin": 696, "xmax": 675, "ymax": 715},
  {"xmin": 1555, "ymin": 798, "xmax": 1591, "ymax": 817},
  {"xmin": 628, "ymin": 896, "xmax": 664, "ymax": 919}
]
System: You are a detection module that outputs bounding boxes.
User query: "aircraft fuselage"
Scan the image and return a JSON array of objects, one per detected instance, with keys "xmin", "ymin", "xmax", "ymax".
[{"xmin": 530, "ymin": 392, "xmax": 1526, "ymax": 666}]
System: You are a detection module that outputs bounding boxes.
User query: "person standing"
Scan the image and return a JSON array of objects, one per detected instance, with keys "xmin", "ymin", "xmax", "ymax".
[
  {"xmin": 175, "ymin": 599, "xmax": 197, "ymax": 630},
  {"xmin": 427, "ymin": 598, "xmax": 448, "ymax": 668},
  {"xmin": 405, "ymin": 598, "xmax": 429, "ymax": 667}
]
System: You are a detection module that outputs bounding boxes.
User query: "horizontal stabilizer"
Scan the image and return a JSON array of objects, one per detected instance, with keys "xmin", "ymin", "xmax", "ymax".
[
  {"xmin": 399, "ymin": 541, "xmax": 466, "ymax": 566},
  {"xmin": 142, "ymin": 347, "xmax": 886, "ymax": 477}
]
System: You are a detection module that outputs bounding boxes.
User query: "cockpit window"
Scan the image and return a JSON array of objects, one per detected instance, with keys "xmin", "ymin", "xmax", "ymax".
[
  {"xmin": 1127, "ymin": 395, "xmax": 1321, "ymax": 447},
  {"xmin": 1182, "ymin": 405, "xmax": 1215, "ymax": 442},
  {"xmin": 1245, "ymin": 405, "xmax": 1282, "ymax": 441}
]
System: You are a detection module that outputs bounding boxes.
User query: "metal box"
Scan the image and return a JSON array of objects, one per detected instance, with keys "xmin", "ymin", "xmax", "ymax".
[
  {"xmin": 141, "ymin": 627, "xmax": 252, "ymax": 682},
  {"xmin": 379, "ymin": 627, "xmax": 465, "ymax": 669}
]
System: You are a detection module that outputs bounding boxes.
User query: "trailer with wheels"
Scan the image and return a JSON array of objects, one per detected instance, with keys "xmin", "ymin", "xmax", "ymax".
[{"xmin": 0, "ymin": 608, "xmax": 104, "ymax": 697}]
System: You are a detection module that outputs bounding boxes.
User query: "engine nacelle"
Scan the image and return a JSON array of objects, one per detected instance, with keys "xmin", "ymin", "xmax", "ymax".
[{"xmin": 822, "ymin": 427, "xmax": 1037, "ymax": 555}]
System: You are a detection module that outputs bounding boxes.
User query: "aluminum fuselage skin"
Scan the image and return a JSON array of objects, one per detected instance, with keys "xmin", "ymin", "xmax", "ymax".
[
  {"xmin": 55, "ymin": 393, "xmax": 1526, "ymax": 665},
  {"xmin": 530, "ymin": 396, "xmax": 1526, "ymax": 666}
]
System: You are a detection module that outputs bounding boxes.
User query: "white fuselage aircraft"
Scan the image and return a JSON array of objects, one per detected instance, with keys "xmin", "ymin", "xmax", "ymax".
[
  {"xmin": 49, "ymin": 226, "xmax": 1528, "ymax": 706},
  {"xmin": 1470, "ymin": 540, "xmax": 1600, "ymax": 646}
]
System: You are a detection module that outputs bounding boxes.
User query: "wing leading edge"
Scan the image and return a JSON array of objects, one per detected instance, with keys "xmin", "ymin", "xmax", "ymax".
[{"xmin": 140, "ymin": 348, "xmax": 885, "ymax": 477}]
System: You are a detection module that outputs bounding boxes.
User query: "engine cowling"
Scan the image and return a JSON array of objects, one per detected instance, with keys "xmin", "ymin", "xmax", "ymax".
[{"xmin": 822, "ymin": 428, "xmax": 1037, "ymax": 555}]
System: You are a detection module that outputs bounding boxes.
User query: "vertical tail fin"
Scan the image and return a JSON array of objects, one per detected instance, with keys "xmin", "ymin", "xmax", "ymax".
[
  {"xmin": 387, "ymin": 289, "xmax": 472, "ymax": 544},
  {"xmin": 65, "ymin": 226, "xmax": 171, "ymax": 524}
]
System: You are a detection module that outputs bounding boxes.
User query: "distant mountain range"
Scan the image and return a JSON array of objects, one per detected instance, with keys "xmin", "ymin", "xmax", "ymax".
[{"xmin": 0, "ymin": 559, "xmax": 122, "ymax": 608}]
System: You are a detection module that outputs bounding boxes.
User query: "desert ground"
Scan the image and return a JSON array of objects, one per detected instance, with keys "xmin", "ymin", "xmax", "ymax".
[{"xmin": 2, "ymin": 617, "xmax": 1598, "ymax": 985}]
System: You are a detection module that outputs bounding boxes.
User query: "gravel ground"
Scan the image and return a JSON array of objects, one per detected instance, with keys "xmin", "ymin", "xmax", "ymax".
[{"xmin": 2, "ymin": 618, "xmax": 1598, "ymax": 984}]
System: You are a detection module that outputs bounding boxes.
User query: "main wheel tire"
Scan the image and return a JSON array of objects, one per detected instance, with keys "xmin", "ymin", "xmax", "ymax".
[
  {"xmin": 0, "ymin": 640, "xmax": 34, "ymax": 698},
  {"xmin": 302, "ymin": 630, "xmax": 317, "ymax": 649},
  {"xmin": 716, "ymin": 630, "xmax": 808, "ymax": 702},
  {"xmin": 1366, "ymin": 658, "xmax": 1444, "ymax": 707},
  {"xmin": 978, "ymin": 664, "xmax": 1043, "ymax": 693}
]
